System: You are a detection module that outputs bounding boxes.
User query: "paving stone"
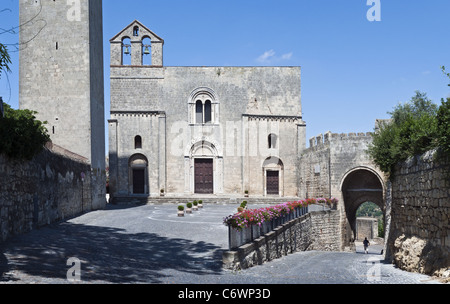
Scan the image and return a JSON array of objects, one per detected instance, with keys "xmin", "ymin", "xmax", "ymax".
[{"xmin": 0, "ymin": 204, "xmax": 442, "ymax": 284}]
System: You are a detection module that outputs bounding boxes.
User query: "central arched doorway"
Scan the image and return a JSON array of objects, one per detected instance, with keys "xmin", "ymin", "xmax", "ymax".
[
  {"xmin": 185, "ymin": 139, "xmax": 224, "ymax": 195},
  {"xmin": 341, "ymin": 167, "xmax": 385, "ymax": 248}
]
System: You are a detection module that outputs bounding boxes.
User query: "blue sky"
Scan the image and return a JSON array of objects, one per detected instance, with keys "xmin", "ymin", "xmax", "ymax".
[{"xmin": 1, "ymin": 0, "xmax": 449, "ymax": 148}]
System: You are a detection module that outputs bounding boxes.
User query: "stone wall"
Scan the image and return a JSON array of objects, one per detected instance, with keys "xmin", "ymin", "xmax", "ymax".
[
  {"xmin": 299, "ymin": 131, "xmax": 380, "ymax": 199},
  {"xmin": 223, "ymin": 210, "xmax": 340, "ymax": 270},
  {"xmin": 386, "ymin": 150, "xmax": 450, "ymax": 278},
  {"xmin": 356, "ymin": 217, "xmax": 378, "ymax": 241},
  {"xmin": 0, "ymin": 143, "xmax": 105, "ymax": 243},
  {"xmin": 299, "ymin": 131, "xmax": 386, "ymax": 249}
]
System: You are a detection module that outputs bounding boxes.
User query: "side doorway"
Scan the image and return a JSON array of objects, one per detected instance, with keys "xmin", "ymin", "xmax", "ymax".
[
  {"xmin": 129, "ymin": 154, "xmax": 149, "ymax": 195},
  {"xmin": 266, "ymin": 170, "xmax": 280, "ymax": 195}
]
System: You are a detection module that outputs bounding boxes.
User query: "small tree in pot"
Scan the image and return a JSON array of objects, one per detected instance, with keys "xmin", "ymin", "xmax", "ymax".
[
  {"xmin": 186, "ymin": 202, "xmax": 193, "ymax": 214},
  {"xmin": 177, "ymin": 205, "xmax": 185, "ymax": 217}
]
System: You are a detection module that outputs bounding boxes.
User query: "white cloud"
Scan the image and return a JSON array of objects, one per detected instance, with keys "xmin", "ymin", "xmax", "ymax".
[
  {"xmin": 257, "ymin": 49, "xmax": 276, "ymax": 63},
  {"xmin": 256, "ymin": 50, "xmax": 293, "ymax": 64},
  {"xmin": 281, "ymin": 52, "xmax": 293, "ymax": 60}
]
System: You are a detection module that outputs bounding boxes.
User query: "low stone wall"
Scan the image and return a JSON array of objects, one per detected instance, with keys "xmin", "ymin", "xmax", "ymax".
[
  {"xmin": 223, "ymin": 210, "xmax": 340, "ymax": 270},
  {"xmin": 0, "ymin": 143, "xmax": 105, "ymax": 243},
  {"xmin": 387, "ymin": 150, "xmax": 450, "ymax": 279}
]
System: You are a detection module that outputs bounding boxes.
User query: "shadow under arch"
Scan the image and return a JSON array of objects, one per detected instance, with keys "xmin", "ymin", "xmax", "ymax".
[{"xmin": 340, "ymin": 167, "xmax": 385, "ymax": 248}]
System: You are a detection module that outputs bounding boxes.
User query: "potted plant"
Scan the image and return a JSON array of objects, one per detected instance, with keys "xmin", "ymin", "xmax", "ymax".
[
  {"xmin": 160, "ymin": 189, "xmax": 165, "ymax": 197},
  {"xmin": 244, "ymin": 190, "xmax": 249, "ymax": 198},
  {"xmin": 193, "ymin": 201, "xmax": 198, "ymax": 211},
  {"xmin": 186, "ymin": 202, "xmax": 193, "ymax": 214},
  {"xmin": 198, "ymin": 200, "xmax": 203, "ymax": 208},
  {"xmin": 177, "ymin": 205, "xmax": 185, "ymax": 217},
  {"xmin": 238, "ymin": 201, "xmax": 247, "ymax": 212}
]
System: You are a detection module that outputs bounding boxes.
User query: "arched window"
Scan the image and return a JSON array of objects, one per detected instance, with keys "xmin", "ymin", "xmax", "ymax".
[
  {"xmin": 189, "ymin": 88, "xmax": 219, "ymax": 125},
  {"xmin": 204, "ymin": 100, "xmax": 212, "ymax": 124},
  {"xmin": 196, "ymin": 100, "xmax": 203, "ymax": 124},
  {"xmin": 135, "ymin": 135, "xmax": 142, "ymax": 149},
  {"xmin": 133, "ymin": 26, "xmax": 140, "ymax": 37},
  {"xmin": 268, "ymin": 134, "xmax": 277, "ymax": 149}
]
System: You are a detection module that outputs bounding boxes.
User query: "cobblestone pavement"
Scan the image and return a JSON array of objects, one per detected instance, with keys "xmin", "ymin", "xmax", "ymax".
[{"xmin": 0, "ymin": 203, "xmax": 443, "ymax": 284}]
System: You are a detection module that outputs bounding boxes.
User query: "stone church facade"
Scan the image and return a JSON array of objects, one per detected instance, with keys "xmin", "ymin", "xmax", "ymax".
[{"xmin": 108, "ymin": 20, "xmax": 307, "ymax": 201}]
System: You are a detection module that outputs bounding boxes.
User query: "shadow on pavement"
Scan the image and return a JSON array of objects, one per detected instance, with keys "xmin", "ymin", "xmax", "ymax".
[{"xmin": 0, "ymin": 221, "xmax": 224, "ymax": 283}]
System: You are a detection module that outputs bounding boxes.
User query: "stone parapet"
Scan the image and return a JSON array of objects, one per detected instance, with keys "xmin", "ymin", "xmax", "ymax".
[{"xmin": 223, "ymin": 210, "xmax": 340, "ymax": 270}]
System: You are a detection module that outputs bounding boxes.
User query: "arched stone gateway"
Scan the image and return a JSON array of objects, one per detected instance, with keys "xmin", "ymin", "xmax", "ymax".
[{"xmin": 340, "ymin": 167, "xmax": 385, "ymax": 247}]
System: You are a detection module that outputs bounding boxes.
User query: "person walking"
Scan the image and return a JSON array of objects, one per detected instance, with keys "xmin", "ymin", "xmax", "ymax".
[{"xmin": 363, "ymin": 237, "xmax": 370, "ymax": 254}]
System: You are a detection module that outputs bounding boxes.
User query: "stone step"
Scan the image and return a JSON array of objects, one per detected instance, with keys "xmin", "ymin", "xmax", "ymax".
[{"xmin": 111, "ymin": 195, "xmax": 304, "ymax": 206}]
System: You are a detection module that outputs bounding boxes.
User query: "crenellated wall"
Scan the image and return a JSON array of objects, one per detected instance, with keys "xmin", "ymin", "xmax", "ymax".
[
  {"xmin": 299, "ymin": 131, "xmax": 377, "ymax": 198},
  {"xmin": 299, "ymin": 131, "xmax": 386, "ymax": 250}
]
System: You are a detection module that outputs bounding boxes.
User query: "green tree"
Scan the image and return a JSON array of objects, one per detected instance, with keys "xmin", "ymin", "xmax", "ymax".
[
  {"xmin": 442, "ymin": 66, "xmax": 450, "ymax": 86},
  {"xmin": 0, "ymin": 41, "xmax": 50, "ymax": 159},
  {"xmin": 0, "ymin": 43, "xmax": 11, "ymax": 79},
  {"xmin": 368, "ymin": 91, "xmax": 438, "ymax": 176},
  {"xmin": 436, "ymin": 97, "xmax": 450, "ymax": 156},
  {"xmin": 356, "ymin": 202, "xmax": 382, "ymax": 218},
  {"xmin": 437, "ymin": 66, "xmax": 450, "ymax": 156},
  {"xmin": 0, "ymin": 102, "xmax": 50, "ymax": 160}
]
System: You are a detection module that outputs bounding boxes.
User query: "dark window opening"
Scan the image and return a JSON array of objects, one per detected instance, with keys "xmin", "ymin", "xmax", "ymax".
[
  {"xmin": 135, "ymin": 136, "xmax": 142, "ymax": 149},
  {"xmin": 204, "ymin": 100, "xmax": 212, "ymax": 123},
  {"xmin": 268, "ymin": 134, "xmax": 277, "ymax": 149},
  {"xmin": 133, "ymin": 26, "xmax": 139, "ymax": 37},
  {"xmin": 196, "ymin": 100, "xmax": 203, "ymax": 124}
]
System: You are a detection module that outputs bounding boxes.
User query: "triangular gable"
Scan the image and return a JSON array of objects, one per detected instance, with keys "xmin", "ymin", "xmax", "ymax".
[{"xmin": 110, "ymin": 20, "xmax": 164, "ymax": 43}]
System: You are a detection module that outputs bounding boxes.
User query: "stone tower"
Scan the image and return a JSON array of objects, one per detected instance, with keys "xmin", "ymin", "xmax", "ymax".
[{"xmin": 19, "ymin": 0, "xmax": 105, "ymax": 172}]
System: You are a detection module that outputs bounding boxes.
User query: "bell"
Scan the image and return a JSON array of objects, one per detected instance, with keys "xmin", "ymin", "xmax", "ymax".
[
  {"xmin": 124, "ymin": 45, "xmax": 130, "ymax": 55},
  {"xmin": 144, "ymin": 45, "xmax": 150, "ymax": 55}
]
